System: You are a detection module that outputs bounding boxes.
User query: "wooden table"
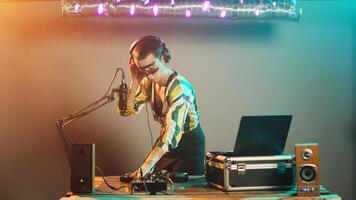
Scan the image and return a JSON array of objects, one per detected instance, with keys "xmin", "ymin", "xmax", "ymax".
[{"xmin": 60, "ymin": 176, "xmax": 341, "ymax": 200}]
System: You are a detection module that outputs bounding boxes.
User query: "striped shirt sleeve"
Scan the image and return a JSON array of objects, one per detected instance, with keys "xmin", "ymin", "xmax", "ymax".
[
  {"xmin": 157, "ymin": 81, "xmax": 192, "ymax": 149},
  {"xmin": 120, "ymin": 79, "xmax": 150, "ymax": 116}
]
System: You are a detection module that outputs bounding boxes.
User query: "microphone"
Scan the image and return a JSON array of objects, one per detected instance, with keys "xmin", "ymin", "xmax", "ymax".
[{"xmin": 118, "ymin": 69, "xmax": 129, "ymax": 111}]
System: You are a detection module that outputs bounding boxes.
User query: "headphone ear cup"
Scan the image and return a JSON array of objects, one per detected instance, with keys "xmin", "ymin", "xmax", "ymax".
[{"xmin": 163, "ymin": 47, "xmax": 171, "ymax": 63}]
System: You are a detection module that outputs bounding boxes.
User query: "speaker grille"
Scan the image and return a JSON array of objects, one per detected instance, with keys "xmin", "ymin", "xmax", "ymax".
[{"xmin": 300, "ymin": 164, "xmax": 317, "ymax": 182}]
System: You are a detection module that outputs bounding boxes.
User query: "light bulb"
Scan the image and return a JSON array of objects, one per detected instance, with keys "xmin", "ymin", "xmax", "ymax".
[
  {"xmin": 220, "ymin": 10, "xmax": 226, "ymax": 18},
  {"xmin": 97, "ymin": 3, "xmax": 104, "ymax": 15},
  {"xmin": 153, "ymin": 4, "xmax": 159, "ymax": 16},
  {"xmin": 272, "ymin": 1, "xmax": 277, "ymax": 8},
  {"xmin": 254, "ymin": 9, "xmax": 260, "ymax": 16},
  {"xmin": 203, "ymin": 1, "xmax": 210, "ymax": 12},
  {"xmin": 74, "ymin": 3, "xmax": 80, "ymax": 12},
  {"xmin": 185, "ymin": 10, "xmax": 191, "ymax": 17},
  {"xmin": 130, "ymin": 4, "xmax": 135, "ymax": 15}
]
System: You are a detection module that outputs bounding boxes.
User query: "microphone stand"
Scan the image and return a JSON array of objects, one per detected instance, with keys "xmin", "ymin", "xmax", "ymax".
[{"xmin": 55, "ymin": 67, "xmax": 125, "ymax": 166}]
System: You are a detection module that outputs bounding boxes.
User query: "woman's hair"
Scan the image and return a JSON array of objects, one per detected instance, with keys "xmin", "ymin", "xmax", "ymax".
[
  {"xmin": 130, "ymin": 35, "xmax": 171, "ymax": 63},
  {"xmin": 132, "ymin": 40, "xmax": 164, "ymax": 61}
]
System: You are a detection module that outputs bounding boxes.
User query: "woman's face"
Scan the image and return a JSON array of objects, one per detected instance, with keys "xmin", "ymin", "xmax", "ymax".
[{"xmin": 134, "ymin": 54, "xmax": 165, "ymax": 82}]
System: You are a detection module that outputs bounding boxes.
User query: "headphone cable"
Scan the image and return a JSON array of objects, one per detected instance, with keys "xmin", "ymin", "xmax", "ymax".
[{"xmin": 145, "ymin": 104, "xmax": 154, "ymax": 149}]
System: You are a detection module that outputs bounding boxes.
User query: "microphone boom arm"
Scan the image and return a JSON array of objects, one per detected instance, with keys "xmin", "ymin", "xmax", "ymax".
[{"xmin": 55, "ymin": 67, "xmax": 124, "ymax": 166}]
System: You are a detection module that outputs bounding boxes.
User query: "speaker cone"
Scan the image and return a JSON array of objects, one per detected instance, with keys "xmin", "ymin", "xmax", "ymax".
[{"xmin": 300, "ymin": 164, "xmax": 317, "ymax": 182}]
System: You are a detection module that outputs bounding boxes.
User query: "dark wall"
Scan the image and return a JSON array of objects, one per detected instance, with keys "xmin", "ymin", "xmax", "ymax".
[{"xmin": 0, "ymin": 1, "xmax": 355, "ymax": 200}]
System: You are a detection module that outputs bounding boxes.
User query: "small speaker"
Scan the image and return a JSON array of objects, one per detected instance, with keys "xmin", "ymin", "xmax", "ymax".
[
  {"xmin": 295, "ymin": 143, "xmax": 320, "ymax": 196},
  {"xmin": 70, "ymin": 144, "xmax": 95, "ymax": 193}
]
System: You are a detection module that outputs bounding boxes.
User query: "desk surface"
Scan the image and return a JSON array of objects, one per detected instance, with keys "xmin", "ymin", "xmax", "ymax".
[{"xmin": 61, "ymin": 176, "xmax": 341, "ymax": 200}]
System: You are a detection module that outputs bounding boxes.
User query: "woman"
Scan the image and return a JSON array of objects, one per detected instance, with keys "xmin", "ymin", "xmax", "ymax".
[{"xmin": 119, "ymin": 35, "xmax": 205, "ymax": 179}]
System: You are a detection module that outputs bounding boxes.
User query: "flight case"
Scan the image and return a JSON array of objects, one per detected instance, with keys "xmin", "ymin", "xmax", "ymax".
[{"xmin": 205, "ymin": 152, "xmax": 295, "ymax": 191}]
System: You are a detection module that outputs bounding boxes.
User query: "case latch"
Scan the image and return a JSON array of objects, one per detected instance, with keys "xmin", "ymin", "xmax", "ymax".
[
  {"xmin": 277, "ymin": 161, "xmax": 286, "ymax": 174},
  {"xmin": 237, "ymin": 163, "xmax": 246, "ymax": 175},
  {"xmin": 227, "ymin": 161, "xmax": 246, "ymax": 175}
]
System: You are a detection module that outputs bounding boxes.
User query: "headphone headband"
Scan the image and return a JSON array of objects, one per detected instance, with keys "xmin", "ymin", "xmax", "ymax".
[{"xmin": 129, "ymin": 35, "xmax": 171, "ymax": 63}]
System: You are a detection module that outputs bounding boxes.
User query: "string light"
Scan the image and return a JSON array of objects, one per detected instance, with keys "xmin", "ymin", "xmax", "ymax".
[
  {"xmin": 220, "ymin": 10, "xmax": 226, "ymax": 18},
  {"xmin": 74, "ymin": 3, "xmax": 80, "ymax": 12},
  {"xmin": 254, "ymin": 8, "xmax": 260, "ymax": 16},
  {"xmin": 97, "ymin": 3, "xmax": 104, "ymax": 15},
  {"xmin": 153, "ymin": 4, "xmax": 159, "ymax": 16},
  {"xmin": 62, "ymin": 0, "xmax": 301, "ymax": 21},
  {"xmin": 272, "ymin": 1, "xmax": 277, "ymax": 8},
  {"xmin": 130, "ymin": 4, "xmax": 135, "ymax": 16},
  {"xmin": 185, "ymin": 10, "xmax": 191, "ymax": 17},
  {"xmin": 202, "ymin": 1, "xmax": 210, "ymax": 12}
]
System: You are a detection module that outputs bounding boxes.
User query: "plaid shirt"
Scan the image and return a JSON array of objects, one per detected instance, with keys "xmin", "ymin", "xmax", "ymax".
[{"xmin": 120, "ymin": 72, "xmax": 200, "ymax": 149}]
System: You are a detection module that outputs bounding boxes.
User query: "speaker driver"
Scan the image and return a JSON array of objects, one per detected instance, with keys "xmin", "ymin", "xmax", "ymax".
[
  {"xmin": 300, "ymin": 164, "xmax": 317, "ymax": 182},
  {"xmin": 302, "ymin": 149, "xmax": 313, "ymax": 160}
]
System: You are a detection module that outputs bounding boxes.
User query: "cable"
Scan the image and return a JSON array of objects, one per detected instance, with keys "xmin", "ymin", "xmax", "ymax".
[
  {"xmin": 63, "ymin": 126, "xmax": 74, "ymax": 144},
  {"xmin": 158, "ymin": 174, "xmax": 174, "ymax": 192},
  {"xmin": 74, "ymin": 67, "xmax": 122, "ymax": 118},
  {"xmin": 55, "ymin": 121, "xmax": 71, "ymax": 164},
  {"xmin": 142, "ymin": 180, "xmax": 149, "ymax": 195},
  {"xmin": 95, "ymin": 166, "xmax": 128, "ymax": 191},
  {"xmin": 140, "ymin": 168, "xmax": 149, "ymax": 195},
  {"xmin": 157, "ymin": 173, "xmax": 174, "ymax": 185},
  {"xmin": 130, "ymin": 184, "xmax": 135, "ymax": 195},
  {"xmin": 103, "ymin": 67, "xmax": 125, "ymax": 99},
  {"xmin": 56, "ymin": 67, "xmax": 125, "ymax": 167},
  {"xmin": 63, "ymin": 67, "xmax": 124, "ymax": 123},
  {"xmin": 145, "ymin": 104, "xmax": 154, "ymax": 149},
  {"xmin": 95, "ymin": 166, "xmax": 117, "ymax": 190}
]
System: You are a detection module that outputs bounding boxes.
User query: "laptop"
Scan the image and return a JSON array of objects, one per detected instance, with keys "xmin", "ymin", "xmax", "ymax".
[{"xmin": 232, "ymin": 115, "xmax": 292, "ymax": 156}]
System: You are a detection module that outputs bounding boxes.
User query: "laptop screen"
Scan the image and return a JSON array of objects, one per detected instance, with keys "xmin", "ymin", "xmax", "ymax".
[{"xmin": 233, "ymin": 115, "xmax": 292, "ymax": 156}]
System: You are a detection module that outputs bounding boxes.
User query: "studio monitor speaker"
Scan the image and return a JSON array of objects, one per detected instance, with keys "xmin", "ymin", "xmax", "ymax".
[
  {"xmin": 70, "ymin": 144, "xmax": 95, "ymax": 193},
  {"xmin": 295, "ymin": 143, "xmax": 320, "ymax": 196}
]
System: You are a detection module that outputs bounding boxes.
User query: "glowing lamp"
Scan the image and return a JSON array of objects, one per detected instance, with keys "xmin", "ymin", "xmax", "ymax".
[
  {"xmin": 185, "ymin": 10, "xmax": 191, "ymax": 17},
  {"xmin": 220, "ymin": 10, "xmax": 226, "ymax": 18},
  {"xmin": 97, "ymin": 3, "xmax": 104, "ymax": 15},
  {"xmin": 153, "ymin": 4, "xmax": 159, "ymax": 16},
  {"xmin": 130, "ymin": 4, "xmax": 135, "ymax": 15},
  {"xmin": 203, "ymin": 1, "xmax": 210, "ymax": 12}
]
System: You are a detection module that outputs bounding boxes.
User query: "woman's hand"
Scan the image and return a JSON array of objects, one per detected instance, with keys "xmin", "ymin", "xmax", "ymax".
[
  {"xmin": 129, "ymin": 58, "xmax": 145, "ymax": 82},
  {"xmin": 131, "ymin": 169, "xmax": 144, "ymax": 180},
  {"xmin": 130, "ymin": 170, "xmax": 139, "ymax": 180}
]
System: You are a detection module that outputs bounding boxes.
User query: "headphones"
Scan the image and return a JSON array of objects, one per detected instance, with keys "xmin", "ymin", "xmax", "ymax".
[{"xmin": 129, "ymin": 35, "xmax": 171, "ymax": 63}]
